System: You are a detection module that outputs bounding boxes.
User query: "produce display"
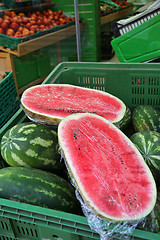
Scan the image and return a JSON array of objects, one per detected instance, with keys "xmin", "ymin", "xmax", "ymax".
[
  {"xmin": 0, "ymin": 9, "xmax": 75, "ymax": 38},
  {"xmin": 1, "ymin": 122, "xmax": 64, "ymax": 172},
  {"xmin": 0, "ymin": 83, "xmax": 160, "ymax": 236},
  {"xmin": 100, "ymin": 2, "xmax": 117, "ymax": 15},
  {"xmin": 20, "ymin": 84, "xmax": 129, "ymax": 127},
  {"xmin": 112, "ymin": 0, "xmax": 131, "ymax": 8},
  {"xmin": 100, "ymin": 0, "xmax": 131, "ymax": 15}
]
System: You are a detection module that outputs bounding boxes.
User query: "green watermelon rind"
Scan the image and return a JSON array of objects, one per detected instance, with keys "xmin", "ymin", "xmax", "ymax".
[
  {"xmin": 21, "ymin": 84, "xmax": 127, "ymax": 126},
  {"xmin": 0, "ymin": 122, "xmax": 63, "ymax": 172},
  {"xmin": 137, "ymin": 191, "xmax": 160, "ymax": 233},
  {"xmin": 132, "ymin": 105, "xmax": 160, "ymax": 132},
  {"xmin": 0, "ymin": 166, "xmax": 80, "ymax": 213},
  {"xmin": 58, "ymin": 112, "xmax": 157, "ymax": 222}
]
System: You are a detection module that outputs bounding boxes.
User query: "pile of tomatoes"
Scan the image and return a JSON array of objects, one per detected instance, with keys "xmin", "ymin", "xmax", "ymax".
[
  {"xmin": 112, "ymin": 0, "xmax": 131, "ymax": 8},
  {"xmin": 100, "ymin": 3, "xmax": 115, "ymax": 15},
  {"xmin": 0, "ymin": 9, "xmax": 75, "ymax": 38}
]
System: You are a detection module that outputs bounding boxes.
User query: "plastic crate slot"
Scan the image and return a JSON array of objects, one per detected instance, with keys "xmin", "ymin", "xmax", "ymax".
[
  {"xmin": 132, "ymin": 77, "xmax": 145, "ymax": 85},
  {"xmin": 112, "ymin": 7, "xmax": 160, "ymax": 38},
  {"xmin": 0, "ymin": 237, "xmax": 13, "ymax": 240},
  {"xmin": 0, "ymin": 220, "xmax": 9, "ymax": 231},
  {"xmin": 148, "ymin": 98, "xmax": 160, "ymax": 106},
  {"xmin": 131, "ymin": 87, "xmax": 144, "ymax": 95},
  {"xmin": 148, "ymin": 87, "xmax": 159, "ymax": 95},
  {"xmin": 15, "ymin": 221, "xmax": 38, "ymax": 238},
  {"xmin": 132, "ymin": 97, "xmax": 144, "ymax": 106},
  {"xmin": 78, "ymin": 75, "xmax": 90, "ymax": 86},
  {"xmin": 148, "ymin": 77, "xmax": 159, "ymax": 86}
]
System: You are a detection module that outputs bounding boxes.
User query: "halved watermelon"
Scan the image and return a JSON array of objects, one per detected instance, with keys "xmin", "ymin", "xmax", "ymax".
[
  {"xmin": 21, "ymin": 84, "xmax": 127, "ymax": 126},
  {"xmin": 58, "ymin": 113, "xmax": 157, "ymax": 222}
]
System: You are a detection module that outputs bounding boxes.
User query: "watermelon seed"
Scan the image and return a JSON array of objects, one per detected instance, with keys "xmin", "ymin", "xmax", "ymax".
[
  {"xmin": 134, "ymin": 195, "xmax": 138, "ymax": 201},
  {"xmin": 78, "ymin": 148, "xmax": 81, "ymax": 150},
  {"xmin": 73, "ymin": 133, "xmax": 78, "ymax": 139}
]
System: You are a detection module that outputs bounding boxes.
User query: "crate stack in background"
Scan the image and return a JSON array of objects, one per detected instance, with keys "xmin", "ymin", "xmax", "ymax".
[
  {"xmin": 111, "ymin": 0, "xmax": 160, "ymax": 62},
  {"xmin": 0, "ymin": 71, "xmax": 19, "ymax": 130}
]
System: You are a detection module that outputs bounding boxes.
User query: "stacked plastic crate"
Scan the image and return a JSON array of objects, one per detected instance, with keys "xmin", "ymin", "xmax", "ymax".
[
  {"xmin": 0, "ymin": 72, "xmax": 19, "ymax": 130},
  {"xmin": 111, "ymin": 0, "xmax": 160, "ymax": 62}
]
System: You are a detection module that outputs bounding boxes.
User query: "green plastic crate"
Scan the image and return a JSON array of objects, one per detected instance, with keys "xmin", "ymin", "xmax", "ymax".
[
  {"xmin": 0, "ymin": 98, "xmax": 20, "ymax": 129},
  {"xmin": 0, "ymin": 71, "xmax": 20, "ymax": 129},
  {"xmin": 111, "ymin": 12, "xmax": 160, "ymax": 63},
  {"xmin": 43, "ymin": 62, "xmax": 160, "ymax": 111},
  {"xmin": 0, "ymin": 71, "xmax": 18, "ymax": 113},
  {"xmin": 1, "ymin": 62, "xmax": 160, "ymax": 239}
]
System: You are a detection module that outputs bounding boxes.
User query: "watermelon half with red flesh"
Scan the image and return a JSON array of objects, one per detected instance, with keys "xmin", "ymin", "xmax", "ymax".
[
  {"xmin": 21, "ymin": 84, "xmax": 127, "ymax": 126},
  {"xmin": 58, "ymin": 113, "xmax": 157, "ymax": 221}
]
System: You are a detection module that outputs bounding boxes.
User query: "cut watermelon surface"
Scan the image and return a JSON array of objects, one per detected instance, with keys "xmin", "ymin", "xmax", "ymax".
[
  {"xmin": 58, "ymin": 113, "xmax": 157, "ymax": 221},
  {"xmin": 21, "ymin": 84, "xmax": 126, "ymax": 125}
]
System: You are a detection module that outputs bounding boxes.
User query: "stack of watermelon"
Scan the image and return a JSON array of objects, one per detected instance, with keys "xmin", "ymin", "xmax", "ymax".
[{"xmin": 0, "ymin": 84, "xmax": 160, "ymax": 236}]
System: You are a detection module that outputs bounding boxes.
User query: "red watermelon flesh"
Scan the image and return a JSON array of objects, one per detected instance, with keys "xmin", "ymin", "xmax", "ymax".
[
  {"xmin": 21, "ymin": 84, "xmax": 126, "ymax": 125},
  {"xmin": 58, "ymin": 113, "xmax": 157, "ymax": 221}
]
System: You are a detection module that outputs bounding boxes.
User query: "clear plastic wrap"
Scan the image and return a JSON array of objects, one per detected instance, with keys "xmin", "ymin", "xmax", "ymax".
[
  {"xmin": 58, "ymin": 113, "xmax": 157, "ymax": 239},
  {"xmin": 60, "ymin": 145, "xmax": 145, "ymax": 239}
]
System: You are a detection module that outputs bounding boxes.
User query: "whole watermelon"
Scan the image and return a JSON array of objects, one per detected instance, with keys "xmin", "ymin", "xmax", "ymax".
[
  {"xmin": 130, "ymin": 131, "xmax": 160, "ymax": 186},
  {"xmin": 132, "ymin": 105, "xmax": 160, "ymax": 132},
  {"xmin": 0, "ymin": 166, "xmax": 81, "ymax": 214},
  {"xmin": 0, "ymin": 122, "xmax": 64, "ymax": 172}
]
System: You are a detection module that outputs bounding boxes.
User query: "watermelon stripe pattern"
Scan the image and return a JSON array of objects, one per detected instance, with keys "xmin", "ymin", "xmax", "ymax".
[
  {"xmin": 1, "ymin": 123, "xmax": 62, "ymax": 172},
  {"xmin": 0, "ymin": 167, "xmax": 80, "ymax": 213},
  {"xmin": 132, "ymin": 105, "xmax": 160, "ymax": 132},
  {"xmin": 130, "ymin": 131, "xmax": 160, "ymax": 185}
]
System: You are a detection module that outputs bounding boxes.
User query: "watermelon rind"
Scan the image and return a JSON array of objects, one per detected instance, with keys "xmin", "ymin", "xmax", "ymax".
[
  {"xmin": 137, "ymin": 191, "xmax": 160, "ymax": 233},
  {"xmin": 21, "ymin": 84, "xmax": 127, "ymax": 126},
  {"xmin": 0, "ymin": 166, "xmax": 81, "ymax": 213},
  {"xmin": 130, "ymin": 131, "xmax": 160, "ymax": 186},
  {"xmin": 0, "ymin": 122, "xmax": 63, "ymax": 172},
  {"xmin": 132, "ymin": 105, "xmax": 160, "ymax": 132},
  {"xmin": 58, "ymin": 113, "xmax": 157, "ymax": 222}
]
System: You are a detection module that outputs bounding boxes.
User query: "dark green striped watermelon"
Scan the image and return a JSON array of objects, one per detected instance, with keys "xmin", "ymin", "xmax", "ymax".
[
  {"xmin": 132, "ymin": 105, "xmax": 160, "ymax": 132},
  {"xmin": 130, "ymin": 131, "xmax": 160, "ymax": 186},
  {"xmin": 0, "ymin": 122, "xmax": 63, "ymax": 172},
  {"xmin": 21, "ymin": 84, "xmax": 129, "ymax": 128},
  {"xmin": 0, "ymin": 167, "xmax": 81, "ymax": 213},
  {"xmin": 137, "ymin": 191, "xmax": 160, "ymax": 233},
  {"xmin": 58, "ymin": 113, "xmax": 157, "ymax": 222},
  {"xmin": 115, "ymin": 106, "xmax": 131, "ymax": 130}
]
